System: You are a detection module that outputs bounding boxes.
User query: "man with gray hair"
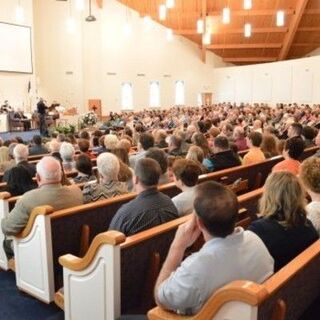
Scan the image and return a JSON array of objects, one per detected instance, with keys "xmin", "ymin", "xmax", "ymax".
[
  {"xmin": 82, "ymin": 152, "xmax": 128, "ymax": 203},
  {"xmin": 109, "ymin": 158, "xmax": 178, "ymax": 236},
  {"xmin": 3, "ymin": 144, "xmax": 36, "ymax": 182},
  {"xmin": 1, "ymin": 156, "xmax": 83, "ymax": 239}
]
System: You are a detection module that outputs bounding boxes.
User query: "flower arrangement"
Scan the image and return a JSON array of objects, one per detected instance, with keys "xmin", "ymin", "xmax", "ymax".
[
  {"xmin": 79, "ymin": 111, "xmax": 98, "ymax": 129},
  {"xmin": 52, "ymin": 124, "xmax": 76, "ymax": 135}
]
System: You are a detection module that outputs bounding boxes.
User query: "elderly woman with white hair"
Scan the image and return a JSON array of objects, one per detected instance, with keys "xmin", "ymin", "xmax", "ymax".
[
  {"xmin": 82, "ymin": 152, "xmax": 128, "ymax": 203},
  {"xmin": 60, "ymin": 142, "xmax": 75, "ymax": 172}
]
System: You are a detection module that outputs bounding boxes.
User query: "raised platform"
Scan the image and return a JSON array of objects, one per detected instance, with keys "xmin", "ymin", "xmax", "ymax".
[{"xmin": 0, "ymin": 129, "xmax": 40, "ymax": 142}]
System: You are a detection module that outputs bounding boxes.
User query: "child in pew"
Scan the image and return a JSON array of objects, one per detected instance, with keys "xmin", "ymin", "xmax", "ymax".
[
  {"xmin": 300, "ymin": 157, "xmax": 320, "ymax": 236},
  {"xmin": 171, "ymin": 159, "xmax": 201, "ymax": 216}
]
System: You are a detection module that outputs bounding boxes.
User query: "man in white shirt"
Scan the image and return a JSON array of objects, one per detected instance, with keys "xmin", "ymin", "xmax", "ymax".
[{"xmin": 155, "ymin": 181, "xmax": 274, "ymax": 315}]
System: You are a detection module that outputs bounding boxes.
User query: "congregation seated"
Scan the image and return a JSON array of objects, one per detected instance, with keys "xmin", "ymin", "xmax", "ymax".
[
  {"xmin": 154, "ymin": 181, "xmax": 274, "ymax": 315},
  {"xmin": 242, "ymin": 131, "xmax": 265, "ymax": 165},
  {"xmin": 129, "ymin": 133, "xmax": 154, "ymax": 168},
  {"xmin": 78, "ymin": 138, "xmax": 95, "ymax": 159},
  {"xmin": 248, "ymin": 171, "xmax": 319, "ymax": 271},
  {"xmin": 29, "ymin": 134, "xmax": 49, "ymax": 155},
  {"xmin": 3, "ymin": 144, "xmax": 36, "ymax": 181},
  {"xmin": 300, "ymin": 157, "xmax": 320, "ymax": 236},
  {"xmin": 302, "ymin": 125, "xmax": 316, "ymax": 148},
  {"xmin": 60, "ymin": 142, "xmax": 76, "ymax": 172},
  {"xmin": 71, "ymin": 154, "xmax": 96, "ymax": 184},
  {"xmin": 272, "ymin": 136, "xmax": 304, "ymax": 175},
  {"xmin": 109, "ymin": 158, "xmax": 178, "ymax": 236},
  {"xmin": 171, "ymin": 159, "xmax": 201, "ymax": 216},
  {"xmin": 167, "ymin": 135, "xmax": 185, "ymax": 157},
  {"xmin": 1, "ymin": 156, "xmax": 83, "ymax": 256},
  {"xmin": 145, "ymin": 147, "xmax": 171, "ymax": 185},
  {"xmin": 207, "ymin": 136, "xmax": 241, "ymax": 172},
  {"xmin": 82, "ymin": 152, "xmax": 127, "ymax": 203},
  {"xmin": 154, "ymin": 129, "xmax": 168, "ymax": 148}
]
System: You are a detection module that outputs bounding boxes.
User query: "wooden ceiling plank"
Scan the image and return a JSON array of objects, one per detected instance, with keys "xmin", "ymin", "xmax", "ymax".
[
  {"xmin": 223, "ymin": 57, "xmax": 278, "ymax": 62},
  {"xmin": 298, "ymin": 27, "xmax": 320, "ymax": 31},
  {"xmin": 278, "ymin": 0, "xmax": 310, "ymax": 60},
  {"xmin": 174, "ymin": 27, "xmax": 288, "ymax": 35},
  {"xmin": 208, "ymin": 43, "xmax": 282, "ymax": 49}
]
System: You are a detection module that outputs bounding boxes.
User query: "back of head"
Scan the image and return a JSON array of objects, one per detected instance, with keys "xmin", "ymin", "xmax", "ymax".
[
  {"xmin": 79, "ymin": 130, "xmax": 90, "ymax": 140},
  {"xmin": 76, "ymin": 154, "xmax": 93, "ymax": 176},
  {"xmin": 78, "ymin": 139, "xmax": 90, "ymax": 153},
  {"xmin": 302, "ymin": 125, "xmax": 316, "ymax": 141},
  {"xmin": 300, "ymin": 157, "xmax": 320, "ymax": 194},
  {"xmin": 33, "ymin": 135, "xmax": 42, "ymax": 146},
  {"xmin": 194, "ymin": 181, "xmax": 238, "ymax": 237},
  {"xmin": 7, "ymin": 165, "xmax": 35, "ymax": 195},
  {"xmin": 172, "ymin": 159, "xmax": 201, "ymax": 187},
  {"xmin": 186, "ymin": 145, "xmax": 204, "ymax": 163},
  {"xmin": 113, "ymin": 147, "xmax": 129, "ymax": 165},
  {"xmin": 290, "ymin": 123, "xmax": 303, "ymax": 137},
  {"xmin": 104, "ymin": 134, "xmax": 119, "ymax": 150},
  {"xmin": 170, "ymin": 135, "xmax": 182, "ymax": 149},
  {"xmin": 36, "ymin": 156, "xmax": 62, "ymax": 183},
  {"xmin": 139, "ymin": 133, "xmax": 154, "ymax": 151},
  {"xmin": 49, "ymin": 140, "xmax": 61, "ymax": 153},
  {"xmin": 214, "ymin": 136, "xmax": 229, "ymax": 151},
  {"xmin": 60, "ymin": 142, "xmax": 75, "ymax": 161},
  {"xmin": 259, "ymin": 171, "xmax": 306, "ymax": 227},
  {"xmin": 285, "ymin": 137, "xmax": 304, "ymax": 160},
  {"xmin": 249, "ymin": 131, "xmax": 263, "ymax": 147},
  {"xmin": 134, "ymin": 158, "xmax": 161, "ymax": 188},
  {"xmin": 13, "ymin": 144, "xmax": 29, "ymax": 162},
  {"xmin": 97, "ymin": 152, "xmax": 120, "ymax": 181},
  {"xmin": 145, "ymin": 147, "xmax": 168, "ymax": 174},
  {"xmin": 118, "ymin": 139, "xmax": 131, "ymax": 154}
]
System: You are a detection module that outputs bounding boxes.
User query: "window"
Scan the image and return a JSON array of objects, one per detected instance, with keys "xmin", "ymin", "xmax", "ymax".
[
  {"xmin": 197, "ymin": 93, "xmax": 202, "ymax": 107},
  {"xmin": 121, "ymin": 82, "xmax": 133, "ymax": 110},
  {"xmin": 150, "ymin": 81, "xmax": 160, "ymax": 107},
  {"xmin": 175, "ymin": 80, "xmax": 185, "ymax": 105}
]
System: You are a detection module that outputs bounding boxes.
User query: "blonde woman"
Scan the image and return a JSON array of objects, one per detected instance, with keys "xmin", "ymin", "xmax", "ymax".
[
  {"xmin": 300, "ymin": 157, "xmax": 320, "ymax": 235},
  {"xmin": 186, "ymin": 145, "xmax": 208, "ymax": 174},
  {"xmin": 248, "ymin": 171, "xmax": 318, "ymax": 271}
]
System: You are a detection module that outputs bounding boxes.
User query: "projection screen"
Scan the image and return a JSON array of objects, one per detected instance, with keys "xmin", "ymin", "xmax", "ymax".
[{"xmin": 0, "ymin": 22, "xmax": 33, "ymax": 73}]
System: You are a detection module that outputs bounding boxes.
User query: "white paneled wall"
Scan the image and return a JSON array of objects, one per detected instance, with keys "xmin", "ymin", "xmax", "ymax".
[{"xmin": 213, "ymin": 56, "xmax": 320, "ymax": 105}]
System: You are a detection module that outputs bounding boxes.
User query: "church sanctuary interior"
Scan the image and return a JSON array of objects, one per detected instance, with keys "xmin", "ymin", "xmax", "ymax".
[{"xmin": 1, "ymin": 0, "xmax": 320, "ymax": 319}]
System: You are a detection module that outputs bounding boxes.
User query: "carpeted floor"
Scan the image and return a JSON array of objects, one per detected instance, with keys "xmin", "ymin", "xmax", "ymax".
[
  {"xmin": 0, "ymin": 130, "xmax": 40, "ymax": 142},
  {"xmin": 0, "ymin": 270, "xmax": 63, "ymax": 320}
]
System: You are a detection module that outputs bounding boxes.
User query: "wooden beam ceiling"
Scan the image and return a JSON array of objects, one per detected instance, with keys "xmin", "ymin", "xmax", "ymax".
[
  {"xmin": 174, "ymin": 27, "xmax": 288, "ymax": 35},
  {"xmin": 278, "ymin": 0, "xmax": 310, "ymax": 60},
  {"xmin": 207, "ymin": 43, "xmax": 282, "ymax": 50},
  {"xmin": 224, "ymin": 57, "xmax": 278, "ymax": 63}
]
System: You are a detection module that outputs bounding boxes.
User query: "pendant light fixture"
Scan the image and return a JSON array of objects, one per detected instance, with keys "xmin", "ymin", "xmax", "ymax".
[
  {"xmin": 85, "ymin": 0, "xmax": 96, "ymax": 22},
  {"xmin": 166, "ymin": 0, "xmax": 175, "ymax": 9},
  {"xmin": 244, "ymin": 23, "xmax": 252, "ymax": 37},
  {"xmin": 276, "ymin": 10, "xmax": 285, "ymax": 26},
  {"xmin": 243, "ymin": 0, "xmax": 252, "ymax": 10},
  {"xmin": 222, "ymin": 7, "xmax": 230, "ymax": 24},
  {"xmin": 159, "ymin": 4, "xmax": 167, "ymax": 21},
  {"xmin": 197, "ymin": 19, "xmax": 204, "ymax": 34}
]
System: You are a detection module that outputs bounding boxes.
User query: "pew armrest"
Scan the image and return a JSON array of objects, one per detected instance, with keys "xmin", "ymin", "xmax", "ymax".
[
  {"xmin": 148, "ymin": 281, "xmax": 268, "ymax": 320},
  {"xmin": 60, "ymin": 231, "xmax": 126, "ymax": 320}
]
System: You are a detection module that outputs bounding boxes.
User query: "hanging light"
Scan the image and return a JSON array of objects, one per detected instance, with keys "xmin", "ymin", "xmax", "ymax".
[
  {"xmin": 197, "ymin": 19, "xmax": 204, "ymax": 34},
  {"xmin": 222, "ymin": 7, "xmax": 230, "ymax": 24},
  {"xmin": 166, "ymin": 0, "xmax": 175, "ymax": 9},
  {"xmin": 159, "ymin": 4, "xmax": 167, "ymax": 20},
  {"xmin": 75, "ymin": 0, "xmax": 85, "ymax": 11},
  {"xmin": 244, "ymin": 23, "xmax": 252, "ymax": 37},
  {"xmin": 276, "ymin": 10, "xmax": 285, "ymax": 26},
  {"xmin": 202, "ymin": 32, "xmax": 211, "ymax": 45},
  {"xmin": 166, "ymin": 28, "xmax": 173, "ymax": 41},
  {"xmin": 15, "ymin": 1, "xmax": 25, "ymax": 24},
  {"xmin": 66, "ymin": 17, "xmax": 76, "ymax": 34},
  {"xmin": 243, "ymin": 0, "xmax": 252, "ymax": 10}
]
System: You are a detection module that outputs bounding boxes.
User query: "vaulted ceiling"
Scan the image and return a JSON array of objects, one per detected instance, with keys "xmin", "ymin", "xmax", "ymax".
[{"xmin": 113, "ymin": 0, "xmax": 320, "ymax": 65}]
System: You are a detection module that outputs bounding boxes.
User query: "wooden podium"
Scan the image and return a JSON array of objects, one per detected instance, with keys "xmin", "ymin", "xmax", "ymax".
[{"xmin": 88, "ymin": 99, "xmax": 102, "ymax": 119}]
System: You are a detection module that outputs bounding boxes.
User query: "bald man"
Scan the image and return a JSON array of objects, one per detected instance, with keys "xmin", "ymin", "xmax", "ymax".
[{"xmin": 1, "ymin": 156, "xmax": 83, "ymax": 237}]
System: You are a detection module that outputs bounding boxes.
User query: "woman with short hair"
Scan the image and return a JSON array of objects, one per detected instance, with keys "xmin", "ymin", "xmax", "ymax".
[{"xmin": 248, "ymin": 171, "xmax": 318, "ymax": 271}]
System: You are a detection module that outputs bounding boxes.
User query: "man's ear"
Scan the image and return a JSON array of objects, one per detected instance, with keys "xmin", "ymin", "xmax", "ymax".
[
  {"xmin": 196, "ymin": 215, "xmax": 205, "ymax": 233},
  {"xmin": 36, "ymin": 173, "xmax": 41, "ymax": 185}
]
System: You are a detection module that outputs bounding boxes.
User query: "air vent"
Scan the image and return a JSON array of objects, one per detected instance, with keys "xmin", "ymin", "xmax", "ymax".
[
  {"xmin": 65, "ymin": 71, "xmax": 73, "ymax": 75},
  {"xmin": 137, "ymin": 73, "xmax": 146, "ymax": 77},
  {"xmin": 163, "ymin": 74, "xmax": 171, "ymax": 78},
  {"xmin": 107, "ymin": 72, "xmax": 117, "ymax": 76}
]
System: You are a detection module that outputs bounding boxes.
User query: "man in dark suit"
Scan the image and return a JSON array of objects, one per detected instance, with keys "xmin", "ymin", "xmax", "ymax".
[{"xmin": 37, "ymin": 98, "xmax": 48, "ymax": 136}]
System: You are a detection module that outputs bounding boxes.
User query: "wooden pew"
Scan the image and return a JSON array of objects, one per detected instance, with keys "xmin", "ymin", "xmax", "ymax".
[
  {"xmin": 58, "ymin": 188, "xmax": 263, "ymax": 320},
  {"xmin": 10, "ymin": 186, "xmax": 262, "ymax": 305},
  {"xmin": 147, "ymin": 240, "xmax": 320, "ymax": 320}
]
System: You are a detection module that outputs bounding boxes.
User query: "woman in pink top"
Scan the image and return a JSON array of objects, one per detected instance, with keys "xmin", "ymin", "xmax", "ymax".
[{"xmin": 272, "ymin": 137, "xmax": 305, "ymax": 175}]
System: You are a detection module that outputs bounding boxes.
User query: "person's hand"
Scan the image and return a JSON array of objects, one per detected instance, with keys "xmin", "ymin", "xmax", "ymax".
[{"xmin": 172, "ymin": 214, "xmax": 201, "ymax": 251}]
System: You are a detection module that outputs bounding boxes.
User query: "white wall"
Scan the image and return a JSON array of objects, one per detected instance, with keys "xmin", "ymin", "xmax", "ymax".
[
  {"xmin": 0, "ymin": 0, "xmax": 35, "ymax": 111},
  {"xmin": 213, "ymin": 56, "xmax": 320, "ymax": 105},
  {"xmin": 34, "ymin": 0, "xmax": 227, "ymax": 114}
]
